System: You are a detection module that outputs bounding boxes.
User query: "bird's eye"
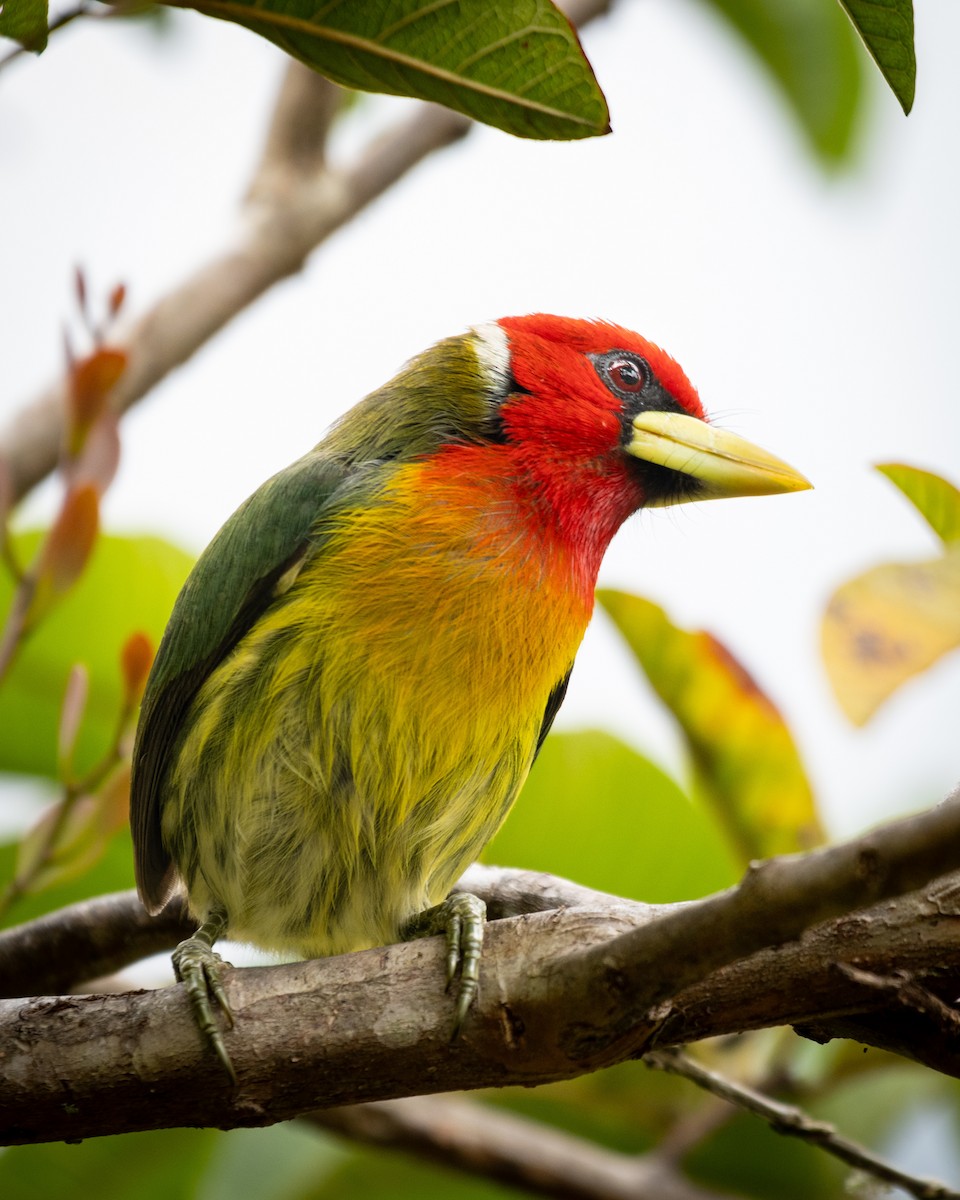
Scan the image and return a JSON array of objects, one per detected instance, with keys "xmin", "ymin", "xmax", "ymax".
[
  {"xmin": 607, "ymin": 359, "xmax": 644, "ymax": 392},
  {"xmin": 594, "ymin": 352, "xmax": 649, "ymax": 399}
]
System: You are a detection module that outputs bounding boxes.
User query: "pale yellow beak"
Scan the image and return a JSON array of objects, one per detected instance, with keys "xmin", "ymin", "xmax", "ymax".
[{"xmin": 626, "ymin": 410, "xmax": 812, "ymax": 505}]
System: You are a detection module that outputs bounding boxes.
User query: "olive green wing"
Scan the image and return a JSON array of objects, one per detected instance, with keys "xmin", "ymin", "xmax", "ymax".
[{"xmin": 130, "ymin": 451, "xmax": 354, "ymax": 912}]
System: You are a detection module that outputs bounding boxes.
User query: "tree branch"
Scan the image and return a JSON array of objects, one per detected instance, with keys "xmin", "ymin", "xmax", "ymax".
[
  {"xmin": 2, "ymin": 791, "xmax": 959, "ymax": 1145},
  {"xmin": 0, "ymin": 0, "xmax": 612, "ymax": 506},
  {"xmin": 311, "ymin": 1095, "xmax": 739, "ymax": 1200},
  {"xmin": 644, "ymin": 1048, "xmax": 960, "ymax": 1200},
  {"xmin": 0, "ymin": 866, "xmax": 660, "ymax": 999}
]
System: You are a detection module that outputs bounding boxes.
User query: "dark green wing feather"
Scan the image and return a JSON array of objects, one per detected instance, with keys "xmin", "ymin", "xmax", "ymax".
[
  {"xmin": 130, "ymin": 451, "xmax": 352, "ymax": 912},
  {"xmin": 534, "ymin": 667, "xmax": 572, "ymax": 760}
]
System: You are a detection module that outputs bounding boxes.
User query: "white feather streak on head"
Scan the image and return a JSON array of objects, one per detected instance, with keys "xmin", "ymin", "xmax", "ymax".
[{"xmin": 470, "ymin": 321, "xmax": 512, "ymax": 402}]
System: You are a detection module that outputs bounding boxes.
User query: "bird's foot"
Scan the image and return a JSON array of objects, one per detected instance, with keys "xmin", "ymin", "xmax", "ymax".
[
  {"xmin": 401, "ymin": 892, "xmax": 486, "ymax": 1038},
  {"xmin": 171, "ymin": 913, "xmax": 236, "ymax": 1082}
]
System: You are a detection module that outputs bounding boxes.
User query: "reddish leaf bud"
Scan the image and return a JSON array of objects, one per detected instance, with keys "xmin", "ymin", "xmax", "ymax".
[
  {"xmin": 121, "ymin": 631, "xmax": 154, "ymax": 708},
  {"xmin": 108, "ymin": 283, "xmax": 127, "ymax": 319},
  {"xmin": 67, "ymin": 348, "xmax": 126, "ymax": 459},
  {"xmin": 41, "ymin": 483, "xmax": 100, "ymax": 596}
]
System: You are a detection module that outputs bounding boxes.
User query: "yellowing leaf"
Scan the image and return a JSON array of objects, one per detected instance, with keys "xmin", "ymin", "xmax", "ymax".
[
  {"xmin": 598, "ymin": 589, "xmax": 822, "ymax": 863},
  {"xmin": 822, "ymin": 546, "xmax": 960, "ymax": 725},
  {"xmin": 876, "ymin": 463, "xmax": 960, "ymax": 545}
]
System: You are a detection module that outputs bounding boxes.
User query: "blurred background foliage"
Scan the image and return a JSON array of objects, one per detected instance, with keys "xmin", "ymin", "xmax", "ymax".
[{"xmin": 2, "ymin": 0, "xmax": 959, "ymax": 1197}]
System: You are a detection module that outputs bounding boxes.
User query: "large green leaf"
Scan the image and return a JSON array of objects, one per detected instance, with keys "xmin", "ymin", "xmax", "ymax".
[
  {"xmin": 0, "ymin": 532, "xmax": 193, "ymax": 780},
  {"xmin": 0, "ymin": 0, "xmax": 49, "ymax": 51},
  {"xmin": 599, "ymin": 591, "xmax": 822, "ymax": 863},
  {"xmin": 702, "ymin": 0, "xmax": 863, "ymax": 162},
  {"xmin": 838, "ymin": 0, "xmax": 915, "ymax": 114},
  {"xmin": 485, "ymin": 729, "xmax": 739, "ymax": 903},
  {"xmin": 167, "ymin": 0, "xmax": 610, "ymax": 141}
]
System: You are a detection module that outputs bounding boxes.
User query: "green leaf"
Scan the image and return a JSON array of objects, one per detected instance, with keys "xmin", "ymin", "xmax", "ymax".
[
  {"xmin": 0, "ymin": 0, "xmax": 49, "ymax": 52},
  {"xmin": 703, "ymin": 0, "xmax": 863, "ymax": 162},
  {"xmin": 838, "ymin": 0, "xmax": 915, "ymax": 114},
  {"xmin": 822, "ymin": 544, "xmax": 960, "ymax": 725},
  {"xmin": 0, "ymin": 532, "xmax": 193, "ymax": 780},
  {"xmin": 485, "ymin": 730, "xmax": 739, "ymax": 903},
  {"xmin": 168, "ymin": 0, "xmax": 610, "ymax": 140},
  {"xmin": 0, "ymin": 1128, "xmax": 219, "ymax": 1200},
  {"xmin": 876, "ymin": 462, "xmax": 960, "ymax": 545},
  {"xmin": 599, "ymin": 590, "xmax": 822, "ymax": 863}
]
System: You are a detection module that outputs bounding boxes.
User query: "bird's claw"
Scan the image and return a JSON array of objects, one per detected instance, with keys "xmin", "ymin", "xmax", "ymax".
[
  {"xmin": 171, "ymin": 933, "xmax": 237, "ymax": 1082},
  {"xmin": 402, "ymin": 891, "xmax": 486, "ymax": 1038}
]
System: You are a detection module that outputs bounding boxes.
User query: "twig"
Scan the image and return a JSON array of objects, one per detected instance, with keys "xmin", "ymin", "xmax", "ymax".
[
  {"xmin": 310, "ymin": 1095, "xmax": 738, "ymax": 1200},
  {"xmin": 644, "ymin": 1047, "xmax": 960, "ymax": 1200},
  {"xmin": 837, "ymin": 964, "xmax": 960, "ymax": 1036}
]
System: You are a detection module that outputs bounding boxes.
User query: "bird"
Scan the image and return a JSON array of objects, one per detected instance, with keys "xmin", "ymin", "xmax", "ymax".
[{"xmin": 130, "ymin": 314, "xmax": 810, "ymax": 1079}]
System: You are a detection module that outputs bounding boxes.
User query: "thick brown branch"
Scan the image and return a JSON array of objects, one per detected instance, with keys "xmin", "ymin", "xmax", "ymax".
[
  {"xmin": 557, "ymin": 786, "xmax": 960, "ymax": 1063},
  {"xmin": 0, "ymin": 868, "xmax": 658, "ymax": 1000},
  {"xmin": 2, "ymin": 795, "xmax": 959, "ymax": 1145}
]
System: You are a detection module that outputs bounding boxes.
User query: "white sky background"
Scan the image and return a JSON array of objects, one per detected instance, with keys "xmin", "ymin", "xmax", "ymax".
[{"xmin": 1, "ymin": 0, "xmax": 959, "ymax": 842}]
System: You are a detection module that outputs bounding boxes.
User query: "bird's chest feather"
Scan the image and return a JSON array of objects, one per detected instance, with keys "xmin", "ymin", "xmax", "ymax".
[{"xmin": 166, "ymin": 463, "xmax": 595, "ymax": 952}]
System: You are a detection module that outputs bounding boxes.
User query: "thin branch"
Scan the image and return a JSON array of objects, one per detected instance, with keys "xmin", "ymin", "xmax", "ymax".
[
  {"xmin": 0, "ymin": 889, "xmax": 190, "ymax": 996},
  {"xmin": 310, "ymin": 1096, "xmax": 738, "ymax": 1200},
  {"xmin": 2, "ymin": 794, "xmax": 960, "ymax": 1144},
  {"xmin": 644, "ymin": 1048, "xmax": 960, "ymax": 1200},
  {"xmin": 0, "ymin": 0, "xmax": 612, "ymax": 506}
]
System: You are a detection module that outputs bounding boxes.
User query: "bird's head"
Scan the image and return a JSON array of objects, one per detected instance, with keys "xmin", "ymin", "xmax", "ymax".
[{"xmin": 327, "ymin": 314, "xmax": 810, "ymax": 553}]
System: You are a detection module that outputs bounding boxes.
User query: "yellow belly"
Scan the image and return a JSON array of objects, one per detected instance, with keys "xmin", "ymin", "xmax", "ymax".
[{"xmin": 163, "ymin": 466, "xmax": 592, "ymax": 956}]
